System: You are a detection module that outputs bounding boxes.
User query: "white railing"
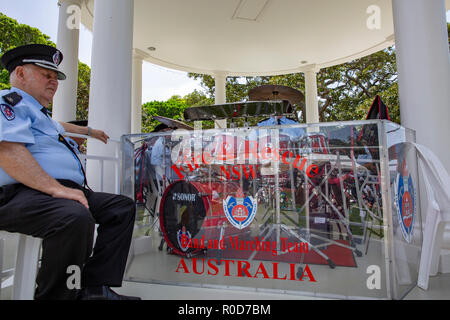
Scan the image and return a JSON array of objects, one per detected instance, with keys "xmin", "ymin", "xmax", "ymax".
[{"xmin": 66, "ymin": 133, "xmax": 121, "ymax": 194}]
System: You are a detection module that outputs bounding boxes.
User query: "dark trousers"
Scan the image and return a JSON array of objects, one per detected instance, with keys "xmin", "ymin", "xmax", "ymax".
[{"xmin": 0, "ymin": 179, "xmax": 136, "ymax": 300}]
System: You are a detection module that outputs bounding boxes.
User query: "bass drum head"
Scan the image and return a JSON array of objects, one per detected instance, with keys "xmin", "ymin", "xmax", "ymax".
[{"xmin": 159, "ymin": 180, "xmax": 208, "ymax": 256}]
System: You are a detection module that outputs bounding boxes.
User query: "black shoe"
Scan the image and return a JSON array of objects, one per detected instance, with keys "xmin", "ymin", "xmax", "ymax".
[{"xmin": 78, "ymin": 286, "xmax": 141, "ymax": 300}]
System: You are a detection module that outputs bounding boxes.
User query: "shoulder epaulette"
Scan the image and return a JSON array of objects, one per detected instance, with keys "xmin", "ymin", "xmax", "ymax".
[{"xmin": 2, "ymin": 92, "xmax": 22, "ymax": 106}]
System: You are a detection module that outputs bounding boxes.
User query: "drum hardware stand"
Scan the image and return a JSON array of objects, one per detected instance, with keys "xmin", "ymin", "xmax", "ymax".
[
  {"xmin": 336, "ymin": 151, "xmax": 350, "ymax": 222},
  {"xmin": 349, "ymin": 153, "xmax": 383, "ymax": 250},
  {"xmin": 157, "ymin": 138, "xmax": 179, "ymax": 251},
  {"xmin": 355, "ymin": 162, "xmax": 383, "ymax": 254},
  {"xmin": 314, "ymin": 157, "xmax": 359, "ymax": 247},
  {"xmin": 314, "ymin": 187, "xmax": 363, "ymax": 256},
  {"xmin": 213, "ymin": 222, "xmax": 227, "ymax": 264},
  {"xmin": 242, "ymin": 130, "xmax": 339, "ymax": 273},
  {"xmin": 294, "ymin": 153, "xmax": 363, "ymax": 259}
]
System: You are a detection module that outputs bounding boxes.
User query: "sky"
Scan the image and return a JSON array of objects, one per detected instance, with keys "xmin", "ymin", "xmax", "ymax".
[
  {"xmin": 0, "ymin": 0, "xmax": 204, "ymax": 103},
  {"xmin": 0, "ymin": 1, "xmax": 449, "ymax": 103}
]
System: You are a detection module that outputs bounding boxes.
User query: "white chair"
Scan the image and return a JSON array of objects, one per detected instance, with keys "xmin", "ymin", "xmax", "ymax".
[
  {"xmin": 413, "ymin": 143, "xmax": 450, "ymax": 290},
  {"xmin": 12, "ymin": 234, "xmax": 42, "ymax": 300},
  {"xmin": 0, "ymin": 233, "xmax": 41, "ymax": 300}
]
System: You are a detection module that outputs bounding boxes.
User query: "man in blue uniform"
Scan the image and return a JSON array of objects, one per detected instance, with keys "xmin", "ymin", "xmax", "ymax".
[
  {"xmin": 0, "ymin": 44, "xmax": 140, "ymax": 300},
  {"xmin": 256, "ymin": 115, "xmax": 304, "ymax": 138}
]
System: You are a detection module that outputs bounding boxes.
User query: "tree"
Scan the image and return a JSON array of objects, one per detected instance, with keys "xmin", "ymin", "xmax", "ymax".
[
  {"xmin": 76, "ymin": 61, "xmax": 90, "ymax": 120},
  {"xmin": 183, "ymin": 89, "xmax": 213, "ymax": 107},
  {"xmin": 0, "ymin": 12, "xmax": 54, "ymax": 91},
  {"xmin": 141, "ymin": 95, "xmax": 189, "ymax": 132},
  {"xmin": 0, "ymin": 12, "xmax": 90, "ymax": 121}
]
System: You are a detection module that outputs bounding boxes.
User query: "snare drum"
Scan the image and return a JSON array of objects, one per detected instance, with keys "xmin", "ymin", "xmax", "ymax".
[{"xmin": 159, "ymin": 180, "xmax": 241, "ymax": 256}]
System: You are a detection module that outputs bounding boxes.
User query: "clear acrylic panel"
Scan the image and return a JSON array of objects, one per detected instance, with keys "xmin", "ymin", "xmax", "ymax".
[
  {"xmin": 382, "ymin": 121, "xmax": 422, "ymax": 299},
  {"xmin": 121, "ymin": 120, "xmax": 421, "ymax": 299}
]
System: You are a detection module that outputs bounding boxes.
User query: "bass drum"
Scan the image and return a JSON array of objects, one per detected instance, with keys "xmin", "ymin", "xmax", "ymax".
[{"xmin": 159, "ymin": 180, "xmax": 240, "ymax": 256}]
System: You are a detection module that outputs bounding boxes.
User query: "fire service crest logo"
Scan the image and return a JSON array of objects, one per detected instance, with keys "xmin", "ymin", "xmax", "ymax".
[
  {"xmin": 52, "ymin": 51, "xmax": 61, "ymax": 65},
  {"xmin": 394, "ymin": 160, "xmax": 416, "ymax": 243},
  {"xmin": 223, "ymin": 189, "xmax": 257, "ymax": 229},
  {"xmin": 0, "ymin": 104, "xmax": 15, "ymax": 121}
]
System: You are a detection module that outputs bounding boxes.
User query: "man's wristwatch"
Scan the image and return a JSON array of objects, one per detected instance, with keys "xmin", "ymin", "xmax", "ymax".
[{"xmin": 87, "ymin": 126, "xmax": 92, "ymax": 136}]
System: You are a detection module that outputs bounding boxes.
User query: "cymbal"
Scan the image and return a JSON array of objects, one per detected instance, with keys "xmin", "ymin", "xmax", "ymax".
[
  {"xmin": 153, "ymin": 116, "xmax": 193, "ymax": 130},
  {"xmin": 248, "ymin": 85, "xmax": 305, "ymax": 106}
]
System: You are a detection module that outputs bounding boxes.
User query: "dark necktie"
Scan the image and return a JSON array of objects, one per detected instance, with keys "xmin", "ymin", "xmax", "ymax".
[
  {"xmin": 40, "ymin": 107, "xmax": 50, "ymax": 117},
  {"xmin": 40, "ymin": 107, "xmax": 90, "ymax": 189}
]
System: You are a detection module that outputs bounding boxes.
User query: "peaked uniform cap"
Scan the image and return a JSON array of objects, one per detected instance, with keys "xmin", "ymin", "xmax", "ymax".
[{"xmin": 0, "ymin": 44, "xmax": 66, "ymax": 80}]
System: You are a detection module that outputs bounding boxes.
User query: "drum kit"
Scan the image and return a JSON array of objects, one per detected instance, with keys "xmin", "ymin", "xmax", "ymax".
[{"xmin": 135, "ymin": 85, "xmax": 381, "ymax": 272}]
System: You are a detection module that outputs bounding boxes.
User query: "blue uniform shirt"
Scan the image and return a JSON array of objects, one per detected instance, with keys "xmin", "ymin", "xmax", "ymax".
[
  {"xmin": 248, "ymin": 116, "xmax": 305, "ymax": 142},
  {"xmin": 0, "ymin": 87, "xmax": 85, "ymax": 186},
  {"xmin": 257, "ymin": 116, "xmax": 304, "ymax": 138},
  {"xmin": 150, "ymin": 136, "xmax": 178, "ymax": 180}
]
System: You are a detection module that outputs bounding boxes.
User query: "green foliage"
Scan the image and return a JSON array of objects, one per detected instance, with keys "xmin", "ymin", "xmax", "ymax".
[
  {"xmin": 0, "ymin": 12, "xmax": 90, "ymax": 121},
  {"xmin": 0, "ymin": 12, "xmax": 54, "ymax": 52},
  {"xmin": 76, "ymin": 61, "xmax": 90, "ymax": 120},
  {"xmin": 141, "ymin": 95, "xmax": 189, "ymax": 132},
  {"xmin": 183, "ymin": 89, "xmax": 213, "ymax": 107},
  {"xmin": 0, "ymin": 12, "xmax": 55, "ymax": 91}
]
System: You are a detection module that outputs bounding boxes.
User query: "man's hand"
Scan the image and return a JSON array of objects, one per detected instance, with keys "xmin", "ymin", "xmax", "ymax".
[
  {"xmin": 90, "ymin": 128, "xmax": 109, "ymax": 144},
  {"xmin": 59, "ymin": 122, "xmax": 110, "ymax": 144},
  {"xmin": 50, "ymin": 185, "xmax": 89, "ymax": 209}
]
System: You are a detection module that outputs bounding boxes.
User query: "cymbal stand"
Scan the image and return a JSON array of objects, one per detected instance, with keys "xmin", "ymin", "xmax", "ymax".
[{"xmin": 295, "ymin": 153, "xmax": 362, "ymax": 256}]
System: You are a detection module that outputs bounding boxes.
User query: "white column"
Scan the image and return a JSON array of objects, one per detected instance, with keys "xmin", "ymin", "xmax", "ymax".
[
  {"xmin": 392, "ymin": 0, "xmax": 450, "ymax": 271},
  {"xmin": 214, "ymin": 72, "xmax": 227, "ymax": 129},
  {"xmin": 52, "ymin": 0, "xmax": 81, "ymax": 122},
  {"xmin": 304, "ymin": 66, "xmax": 320, "ymax": 124},
  {"xmin": 87, "ymin": 0, "xmax": 134, "ymax": 193},
  {"xmin": 131, "ymin": 50, "xmax": 144, "ymax": 134},
  {"xmin": 393, "ymin": 0, "xmax": 450, "ymax": 168}
]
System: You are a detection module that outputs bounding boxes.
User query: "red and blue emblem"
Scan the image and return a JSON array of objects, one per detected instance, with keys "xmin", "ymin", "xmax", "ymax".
[
  {"xmin": 177, "ymin": 226, "xmax": 192, "ymax": 252},
  {"xmin": 223, "ymin": 189, "xmax": 257, "ymax": 229},
  {"xmin": 0, "ymin": 104, "xmax": 15, "ymax": 121},
  {"xmin": 394, "ymin": 160, "xmax": 416, "ymax": 243},
  {"xmin": 52, "ymin": 51, "xmax": 61, "ymax": 65}
]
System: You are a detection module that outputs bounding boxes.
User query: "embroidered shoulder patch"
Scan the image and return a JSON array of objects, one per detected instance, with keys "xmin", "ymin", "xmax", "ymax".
[{"xmin": 0, "ymin": 104, "xmax": 15, "ymax": 121}]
